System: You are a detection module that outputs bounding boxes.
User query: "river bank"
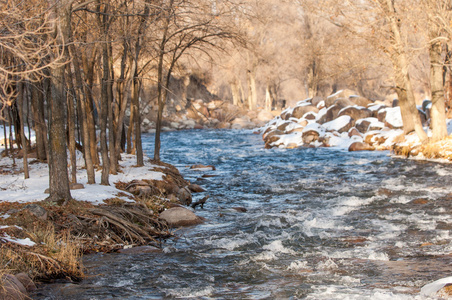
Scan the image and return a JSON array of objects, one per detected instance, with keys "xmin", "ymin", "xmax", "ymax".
[{"xmin": 0, "ymin": 149, "xmax": 212, "ymax": 299}]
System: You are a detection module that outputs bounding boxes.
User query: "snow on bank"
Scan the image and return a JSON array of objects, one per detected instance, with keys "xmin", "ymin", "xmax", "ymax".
[
  {"xmin": 0, "ymin": 153, "xmax": 165, "ymax": 205},
  {"xmin": 261, "ymin": 93, "xmax": 452, "ymax": 154}
]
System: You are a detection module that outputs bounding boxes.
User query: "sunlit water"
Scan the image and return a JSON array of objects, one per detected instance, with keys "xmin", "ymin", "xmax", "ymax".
[{"xmin": 36, "ymin": 130, "xmax": 452, "ymax": 299}]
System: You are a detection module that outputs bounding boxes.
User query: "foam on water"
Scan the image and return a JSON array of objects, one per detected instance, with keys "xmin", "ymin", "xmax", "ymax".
[{"xmin": 287, "ymin": 260, "xmax": 309, "ymax": 271}]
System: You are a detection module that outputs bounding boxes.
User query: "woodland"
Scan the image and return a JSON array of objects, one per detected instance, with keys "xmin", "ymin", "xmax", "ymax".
[{"xmin": 1, "ymin": 0, "xmax": 452, "ymax": 205}]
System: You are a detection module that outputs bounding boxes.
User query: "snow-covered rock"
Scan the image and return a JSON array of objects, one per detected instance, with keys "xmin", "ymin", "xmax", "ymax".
[
  {"xmin": 421, "ymin": 276, "xmax": 452, "ymax": 297},
  {"xmin": 323, "ymin": 115, "xmax": 353, "ymax": 133},
  {"xmin": 260, "ymin": 90, "xmax": 410, "ymax": 151}
]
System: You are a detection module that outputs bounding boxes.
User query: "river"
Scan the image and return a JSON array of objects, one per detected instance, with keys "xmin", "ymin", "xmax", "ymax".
[{"xmin": 36, "ymin": 129, "xmax": 452, "ymax": 299}]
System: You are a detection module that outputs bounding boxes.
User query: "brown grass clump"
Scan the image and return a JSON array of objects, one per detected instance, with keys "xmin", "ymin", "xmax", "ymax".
[
  {"xmin": 419, "ymin": 137, "xmax": 452, "ymax": 161},
  {"xmin": 392, "ymin": 145, "xmax": 412, "ymax": 157},
  {"xmin": 0, "ymin": 225, "xmax": 83, "ymax": 282},
  {"xmin": 103, "ymin": 197, "xmax": 127, "ymax": 206}
]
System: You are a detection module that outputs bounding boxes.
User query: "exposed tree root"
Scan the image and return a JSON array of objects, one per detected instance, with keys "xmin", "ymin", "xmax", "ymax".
[{"xmin": 59, "ymin": 202, "xmax": 172, "ymax": 252}]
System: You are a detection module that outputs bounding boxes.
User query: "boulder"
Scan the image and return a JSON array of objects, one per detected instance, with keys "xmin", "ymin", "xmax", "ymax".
[
  {"xmin": 22, "ymin": 204, "xmax": 47, "ymax": 221},
  {"xmin": 291, "ymin": 105, "xmax": 319, "ymax": 119},
  {"xmin": 349, "ymin": 95, "xmax": 373, "ymax": 107},
  {"xmin": 118, "ymin": 245, "xmax": 161, "ymax": 254},
  {"xmin": 177, "ymin": 187, "xmax": 192, "ymax": 206},
  {"xmin": 323, "ymin": 115, "xmax": 354, "ymax": 133},
  {"xmin": 298, "ymin": 119, "xmax": 308, "ymax": 127},
  {"xmin": 181, "ymin": 119, "xmax": 196, "ymax": 129},
  {"xmin": 280, "ymin": 111, "xmax": 289, "ymax": 120},
  {"xmin": 265, "ymin": 135, "xmax": 281, "ymax": 148},
  {"xmin": 383, "ymin": 107, "xmax": 403, "ymax": 129},
  {"xmin": 190, "ymin": 164, "xmax": 216, "ymax": 171},
  {"xmin": 151, "ymin": 179, "xmax": 179, "ymax": 195},
  {"xmin": 303, "ymin": 112, "xmax": 317, "ymax": 120},
  {"xmin": 232, "ymin": 207, "xmax": 248, "ymax": 212},
  {"xmin": 15, "ymin": 273, "xmax": 36, "ymax": 292},
  {"xmin": 348, "ymin": 142, "xmax": 375, "ymax": 151},
  {"xmin": 302, "ymin": 130, "xmax": 320, "ymax": 144},
  {"xmin": 326, "ymin": 89, "xmax": 359, "ymax": 106},
  {"xmin": 170, "ymin": 122, "xmax": 180, "ymax": 129},
  {"xmin": 334, "ymin": 98, "xmax": 356, "ymax": 109},
  {"xmin": 355, "ymin": 119, "xmax": 371, "ymax": 133},
  {"xmin": 216, "ymin": 122, "xmax": 231, "ymax": 129},
  {"xmin": 231, "ymin": 116, "xmax": 254, "ymax": 129},
  {"xmin": 311, "ymin": 96, "xmax": 324, "ymax": 108},
  {"xmin": 318, "ymin": 105, "xmax": 341, "ymax": 124},
  {"xmin": 338, "ymin": 106, "xmax": 372, "ymax": 123},
  {"xmin": 159, "ymin": 207, "xmax": 204, "ymax": 227},
  {"xmin": 377, "ymin": 109, "xmax": 386, "ymax": 123},
  {"xmin": 0, "ymin": 274, "xmax": 28, "ymax": 300},
  {"xmin": 187, "ymin": 184, "xmax": 205, "ymax": 193},
  {"xmin": 263, "ymin": 130, "xmax": 283, "ymax": 143},
  {"xmin": 257, "ymin": 110, "xmax": 274, "ymax": 122},
  {"xmin": 231, "ymin": 123, "xmax": 242, "ymax": 130},
  {"xmin": 348, "ymin": 127, "xmax": 362, "ymax": 138},
  {"xmin": 286, "ymin": 127, "xmax": 304, "ymax": 134},
  {"xmin": 276, "ymin": 122, "xmax": 291, "ymax": 132}
]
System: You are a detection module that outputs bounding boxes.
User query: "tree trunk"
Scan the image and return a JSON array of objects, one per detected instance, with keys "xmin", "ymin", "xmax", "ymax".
[
  {"xmin": 70, "ymin": 46, "xmax": 95, "ymax": 184},
  {"xmin": 429, "ymin": 39, "xmax": 448, "ymax": 141},
  {"xmin": 265, "ymin": 84, "xmax": 272, "ymax": 111},
  {"xmin": 99, "ymin": 4, "xmax": 110, "ymax": 185},
  {"xmin": 154, "ymin": 0, "xmax": 174, "ymax": 161},
  {"xmin": 131, "ymin": 75, "xmax": 143, "ymax": 166},
  {"xmin": 127, "ymin": 97, "xmax": 134, "ymax": 154},
  {"xmin": 31, "ymin": 81, "xmax": 47, "ymax": 161},
  {"xmin": 384, "ymin": 0, "xmax": 428, "ymax": 142},
  {"xmin": 107, "ymin": 42, "xmax": 117, "ymax": 174},
  {"xmin": 247, "ymin": 69, "xmax": 257, "ymax": 110},
  {"xmin": 17, "ymin": 81, "xmax": 29, "ymax": 179},
  {"xmin": 114, "ymin": 41, "xmax": 129, "ymax": 162},
  {"xmin": 231, "ymin": 81, "xmax": 240, "ymax": 107},
  {"xmin": 81, "ymin": 50, "xmax": 100, "ymax": 166},
  {"xmin": 66, "ymin": 67, "xmax": 78, "ymax": 184},
  {"xmin": 47, "ymin": 0, "xmax": 72, "ymax": 204},
  {"xmin": 2, "ymin": 114, "xmax": 8, "ymax": 156}
]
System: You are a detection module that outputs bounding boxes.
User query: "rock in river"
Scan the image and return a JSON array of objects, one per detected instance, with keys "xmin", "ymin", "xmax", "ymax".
[{"xmin": 159, "ymin": 207, "xmax": 204, "ymax": 227}]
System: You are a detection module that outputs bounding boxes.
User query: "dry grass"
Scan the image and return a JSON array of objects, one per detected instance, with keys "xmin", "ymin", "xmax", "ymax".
[
  {"xmin": 138, "ymin": 195, "xmax": 169, "ymax": 214},
  {"xmin": 0, "ymin": 224, "xmax": 84, "ymax": 282},
  {"xmin": 216, "ymin": 110, "xmax": 240, "ymax": 123},
  {"xmin": 420, "ymin": 137, "xmax": 452, "ymax": 161},
  {"xmin": 392, "ymin": 145, "xmax": 412, "ymax": 157}
]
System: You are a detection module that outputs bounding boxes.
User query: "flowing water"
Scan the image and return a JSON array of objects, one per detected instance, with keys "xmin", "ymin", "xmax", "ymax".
[{"xmin": 36, "ymin": 130, "xmax": 452, "ymax": 299}]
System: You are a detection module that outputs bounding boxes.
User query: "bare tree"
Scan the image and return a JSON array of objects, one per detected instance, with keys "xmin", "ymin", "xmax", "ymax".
[{"xmin": 152, "ymin": 0, "xmax": 237, "ymax": 161}]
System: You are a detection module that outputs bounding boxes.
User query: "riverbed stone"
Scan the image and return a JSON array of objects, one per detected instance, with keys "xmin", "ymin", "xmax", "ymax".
[
  {"xmin": 159, "ymin": 207, "xmax": 204, "ymax": 227},
  {"xmin": 348, "ymin": 142, "xmax": 375, "ymax": 152},
  {"xmin": 292, "ymin": 105, "xmax": 319, "ymax": 119},
  {"xmin": 177, "ymin": 187, "xmax": 192, "ymax": 205},
  {"xmin": 0, "ymin": 274, "xmax": 28, "ymax": 300},
  {"xmin": 15, "ymin": 273, "xmax": 36, "ymax": 292},
  {"xmin": 118, "ymin": 245, "xmax": 161, "ymax": 254},
  {"xmin": 22, "ymin": 204, "xmax": 47, "ymax": 221},
  {"xmin": 187, "ymin": 184, "xmax": 206, "ymax": 193}
]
